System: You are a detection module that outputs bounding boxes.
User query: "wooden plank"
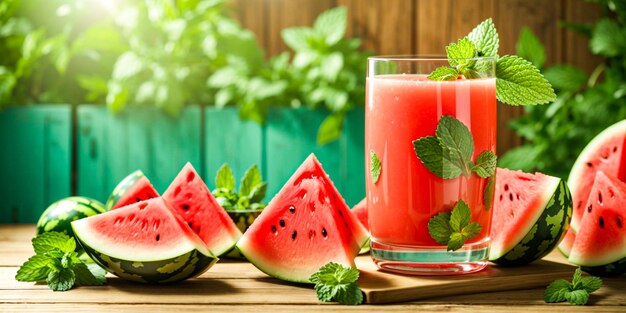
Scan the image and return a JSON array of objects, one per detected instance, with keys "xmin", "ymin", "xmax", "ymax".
[
  {"xmin": 493, "ymin": 0, "xmax": 562, "ymax": 154},
  {"xmin": 265, "ymin": 108, "xmax": 344, "ymax": 201},
  {"xmin": 342, "ymin": 107, "xmax": 365, "ymax": 206},
  {"xmin": 204, "ymin": 107, "xmax": 263, "ymax": 191},
  {"xmin": 0, "ymin": 106, "xmax": 71, "ymax": 223},
  {"xmin": 563, "ymin": 0, "xmax": 603, "ymax": 75},
  {"xmin": 415, "ymin": 0, "xmax": 495, "ymax": 55},
  {"xmin": 229, "ymin": 0, "xmax": 267, "ymax": 54},
  {"xmin": 339, "ymin": 0, "xmax": 414, "ymax": 55},
  {"xmin": 76, "ymin": 106, "xmax": 201, "ymax": 203}
]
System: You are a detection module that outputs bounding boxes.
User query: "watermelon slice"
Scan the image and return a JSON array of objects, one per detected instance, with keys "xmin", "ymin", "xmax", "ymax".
[
  {"xmin": 352, "ymin": 198, "xmax": 370, "ymax": 254},
  {"xmin": 557, "ymin": 228, "xmax": 576, "ymax": 258},
  {"xmin": 236, "ymin": 154, "xmax": 368, "ymax": 283},
  {"xmin": 72, "ymin": 198, "xmax": 217, "ymax": 283},
  {"xmin": 163, "ymin": 163, "xmax": 242, "ymax": 256},
  {"xmin": 489, "ymin": 168, "xmax": 572, "ymax": 265},
  {"xmin": 107, "ymin": 170, "xmax": 159, "ymax": 210},
  {"xmin": 568, "ymin": 120, "xmax": 626, "ymax": 232},
  {"xmin": 569, "ymin": 171, "xmax": 626, "ymax": 276}
]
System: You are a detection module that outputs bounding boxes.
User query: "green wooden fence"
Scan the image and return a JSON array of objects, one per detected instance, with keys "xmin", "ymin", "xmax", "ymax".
[
  {"xmin": 0, "ymin": 105, "xmax": 72, "ymax": 223},
  {"xmin": 0, "ymin": 105, "xmax": 365, "ymax": 223}
]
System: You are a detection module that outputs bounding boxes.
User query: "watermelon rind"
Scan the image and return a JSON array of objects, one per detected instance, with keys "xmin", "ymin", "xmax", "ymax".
[
  {"xmin": 36, "ymin": 197, "xmax": 107, "ymax": 240},
  {"xmin": 106, "ymin": 170, "xmax": 145, "ymax": 210},
  {"xmin": 568, "ymin": 120, "xmax": 626, "ymax": 232},
  {"xmin": 490, "ymin": 178, "xmax": 572, "ymax": 266},
  {"xmin": 581, "ymin": 258, "xmax": 626, "ymax": 277},
  {"xmin": 557, "ymin": 228, "xmax": 576, "ymax": 258}
]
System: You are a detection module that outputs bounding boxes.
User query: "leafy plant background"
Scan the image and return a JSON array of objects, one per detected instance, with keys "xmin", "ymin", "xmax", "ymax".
[
  {"xmin": 499, "ymin": 0, "xmax": 626, "ymax": 178},
  {"xmin": 0, "ymin": 0, "xmax": 368, "ymax": 144}
]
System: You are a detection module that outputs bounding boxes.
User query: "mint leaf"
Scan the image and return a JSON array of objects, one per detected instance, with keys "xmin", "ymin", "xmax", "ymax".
[
  {"xmin": 590, "ymin": 19, "xmax": 625, "ymax": 57},
  {"xmin": 436, "ymin": 115, "xmax": 474, "ymax": 164},
  {"xmin": 446, "ymin": 37, "xmax": 477, "ymax": 69},
  {"xmin": 240, "ymin": 165, "xmax": 262, "ymax": 197},
  {"xmin": 580, "ymin": 276, "xmax": 603, "ymax": 294},
  {"xmin": 544, "ymin": 279, "xmax": 570, "ymax": 303},
  {"xmin": 16, "ymin": 255, "xmax": 54, "ymax": 281},
  {"xmin": 313, "ymin": 6, "xmax": 347, "ymax": 46},
  {"xmin": 495, "ymin": 55, "xmax": 556, "ymax": 105},
  {"xmin": 467, "ymin": 18, "xmax": 499, "ymax": 57},
  {"xmin": 428, "ymin": 200, "xmax": 482, "ymax": 251},
  {"xmin": 413, "ymin": 136, "xmax": 464, "ymax": 179},
  {"xmin": 564, "ymin": 289, "xmax": 589, "ymax": 306},
  {"xmin": 472, "ymin": 151, "xmax": 497, "ymax": 178},
  {"xmin": 33, "ymin": 232, "xmax": 76, "ymax": 255},
  {"xmin": 73, "ymin": 263, "xmax": 106, "ymax": 286},
  {"xmin": 310, "ymin": 262, "xmax": 362, "ymax": 305},
  {"xmin": 47, "ymin": 268, "xmax": 75, "ymax": 291},
  {"xmin": 427, "ymin": 212, "xmax": 452, "ymax": 245},
  {"xmin": 515, "ymin": 27, "xmax": 546, "ymax": 69},
  {"xmin": 427, "ymin": 67, "xmax": 459, "ymax": 81},
  {"xmin": 484, "ymin": 174, "xmax": 496, "ymax": 211},
  {"xmin": 370, "ymin": 150, "xmax": 381, "ymax": 184},
  {"xmin": 248, "ymin": 182, "xmax": 267, "ymax": 203},
  {"xmin": 215, "ymin": 163, "xmax": 235, "ymax": 191},
  {"xmin": 317, "ymin": 113, "xmax": 344, "ymax": 145}
]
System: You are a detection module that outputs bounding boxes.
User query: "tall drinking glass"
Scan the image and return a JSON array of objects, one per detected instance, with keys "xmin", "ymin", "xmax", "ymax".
[{"xmin": 366, "ymin": 56, "xmax": 497, "ymax": 275}]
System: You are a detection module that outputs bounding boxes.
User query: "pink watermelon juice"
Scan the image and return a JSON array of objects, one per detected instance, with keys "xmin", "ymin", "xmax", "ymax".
[{"xmin": 365, "ymin": 63, "xmax": 496, "ymax": 271}]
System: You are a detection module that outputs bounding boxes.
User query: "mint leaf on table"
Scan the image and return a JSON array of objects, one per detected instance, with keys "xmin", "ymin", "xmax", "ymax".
[
  {"xmin": 310, "ymin": 262, "xmax": 363, "ymax": 305},
  {"xmin": 215, "ymin": 163, "xmax": 236, "ymax": 191},
  {"xmin": 496, "ymin": 55, "xmax": 556, "ymax": 106},
  {"xmin": 544, "ymin": 268, "xmax": 602, "ymax": 305},
  {"xmin": 370, "ymin": 150, "xmax": 381, "ymax": 184},
  {"xmin": 413, "ymin": 115, "xmax": 496, "ymax": 180},
  {"xmin": 467, "ymin": 18, "xmax": 499, "ymax": 58},
  {"xmin": 428, "ymin": 200, "xmax": 482, "ymax": 251},
  {"xmin": 15, "ymin": 231, "xmax": 107, "ymax": 291}
]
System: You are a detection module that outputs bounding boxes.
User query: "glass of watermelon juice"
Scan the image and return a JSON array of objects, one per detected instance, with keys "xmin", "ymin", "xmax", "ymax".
[{"xmin": 366, "ymin": 56, "xmax": 497, "ymax": 275}]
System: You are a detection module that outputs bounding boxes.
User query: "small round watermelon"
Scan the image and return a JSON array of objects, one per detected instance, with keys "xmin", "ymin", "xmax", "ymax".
[
  {"xmin": 489, "ymin": 168, "xmax": 572, "ymax": 266},
  {"xmin": 106, "ymin": 170, "xmax": 159, "ymax": 210},
  {"xmin": 568, "ymin": 171, "xmax": 626, "ymax": 276},
  {"xmin": 72, "ymin": 198, "xmax": 217, "ymax": 283},
  {"xmin": 37, "ymin": 197, "xmax": 107, "ymax": 239},
  {"xmin": 568, "ymin": 120, "xmax": 626, "ymax": 232}
]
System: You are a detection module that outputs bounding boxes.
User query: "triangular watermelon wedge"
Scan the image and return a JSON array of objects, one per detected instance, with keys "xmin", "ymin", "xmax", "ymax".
[
  {"xmin": 107, "ymin": 170, "xmax": 160, "ymax": 210},
  {"xmin": 569, "ymin": 171, "xmax": 626, "ymax": 273},
  {"xmin": 236, "ymin": 154, "xmax": 368, "ymax": 283},
  {"xmin": 163, "ymin": 163, "xmax": 242, "ymax": 256}
]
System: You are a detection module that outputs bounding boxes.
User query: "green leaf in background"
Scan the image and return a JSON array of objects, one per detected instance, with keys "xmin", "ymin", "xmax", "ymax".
[
  {"xmin": 215, "ymin": 163, "xmax": 236, "ymax": 191},
  {"xmin": 281, "ymin": 27, "xmax": 313, "ymax": 51},
  {"xmin": 496, "ymin": 55, "xmax": 556, "ymax": 105},
  {"xmin": 240, "ymin": 165, "xmax": 262, "ymax": 197},
  {"xmin": 542, "ymin": 64, "xmax": 587, "ymax": 92},
  {"xmin": 313, "ymin": 6, "xmax": 347, "ymax": 46},
  {"xmin": 317, "ymin": 113, "xmax": 345, "ymax": 145},
  {"xmin": 590, "ymin": 19, "xmax": 626, "ymax": 57},
  {"xmin": 516, "ymin": 27, "xmax": 546, "ymax": 69},
  {"xmin": 467, "ymin": 18, "xmax": 499, "ymax": 57}
]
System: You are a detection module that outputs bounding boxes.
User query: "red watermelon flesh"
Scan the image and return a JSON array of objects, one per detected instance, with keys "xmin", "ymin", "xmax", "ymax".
[
  {"xmin": 568, "ymin": 120, "xmax": 626, "ymax": 232},
  {"xmin": 163, "ymin": 163, "xmax": 242, "ymax": 256},
  {"xmin": 112, "ymin": 176, "xmax": 160, "ymax": 210},
  {"xmin": 569, "ymin": 171, "xmax": 626, "ymax": 267},
  {"xmin": 236, "ymin": 154, "xmax": 368, "ymax": 283},
  {"xmin": 352, "ymin": 198, "xmax": 368, "ymax": 231}
]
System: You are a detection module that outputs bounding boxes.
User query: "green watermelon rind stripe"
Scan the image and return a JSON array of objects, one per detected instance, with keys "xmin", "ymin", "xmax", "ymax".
[
  {"xmin": 79, "ymin": 239, "xmax": 217, "ymax": 284},
  {"xmin": 36, "ymin": 197, "xmax": 107, "ymax": 237},
  {"xmin": 582, "ymin": 257, "xmax": 626, "ymax": 277},
  {"xmin": 106, "ymin": 170, "xmax": 145, "ymax": 210},
  {"xmin": 491, "ymin": 179, "xmax": 573, "ymax": 266}
]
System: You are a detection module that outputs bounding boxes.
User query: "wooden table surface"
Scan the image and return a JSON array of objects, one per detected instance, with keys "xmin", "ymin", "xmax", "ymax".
[{"xmin": 1, "ymin": 225, "xmax": 624, "ymax": 312}]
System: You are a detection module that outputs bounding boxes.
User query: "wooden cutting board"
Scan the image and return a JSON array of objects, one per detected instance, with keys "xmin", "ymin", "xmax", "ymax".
[{"xmin": 355, "ymin": 255, "xmax": 576, "ymax": 304}]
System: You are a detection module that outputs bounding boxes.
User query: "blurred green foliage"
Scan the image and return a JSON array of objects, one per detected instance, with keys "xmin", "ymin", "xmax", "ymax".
[
  {"xmin": 0, "ymin": 0, "xmax": 368, "ymax": 144},
  {"xmin": 499, "ymin": 0, "xmax": 626, "ymax": 178}
]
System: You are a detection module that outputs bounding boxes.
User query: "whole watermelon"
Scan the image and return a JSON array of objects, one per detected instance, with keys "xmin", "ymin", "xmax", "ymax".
[{"xmin": 37, "ymin": 197, "xmax": 107, "ymax": 240}]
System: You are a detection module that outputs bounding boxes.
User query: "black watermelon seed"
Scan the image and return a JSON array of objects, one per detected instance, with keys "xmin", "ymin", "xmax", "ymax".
[
  {"xmin": 577, "ymin": 201, "xmax": 582, "ymax": 209},
  {"xmin": 614, "ymin": 146, "xmax": 618, "ymax": 153},
  {"xmin": 586, "ymin": 162, "xmax": 593, "ymax": 167},
  {"xmin": 279, "ymin": 219, "xmax": 285, "ymax": 227},
  {"xmin": 182, "ymin": 204, "xmax": 190, "ymax": 210},
  {"xmin": 617, "ymin": 216, "xmax": 623, "ymax": 229},
  {"xmin": 338, "ymin": 209, "xmax": 344, "ymax": 217},
  {"xmin": 291, "ymin": 230, "xmax": 297, "ymax": 240},
  {"xmin": 509, "ymin": 193, "xmax": 513, "ymax": 201},
  {"xmin": 271, "ymin": 225, "xmax": 277, "ymax": 233},
  {"xmin": 599, "ymin": 217, "xmax": 605, "ymax": 228},
  {"xmin": 308, "ymin": 230, "xmax": 314, "ymax": 239},
  {"xmin": 155, "ymin": 234, "xmax": 160, "ymax": 241},
  {"xmin": 289, "ymin": 206, "xmax": 295, "ymax": 214},
  {"xmin": 322, "ymin": 228, "xmax": 327, "ymax": 237},
  {"xmin": 188, "ymin": 222, "xmax": 193, "ymax": 228},
  {"xmin": 135, "ymin": 197, "xmax": 142, "ymax": 202},
  {"xmin": 504, "ymin": 184, "xmax": 509, "ymax": 191},
  {"xmin": 598, "ymin": 192, "xmax": 603, "ymax": 204},
  {"xmin": 500, "ymin": 195, "xmax": 503, "ymax": 201},
  {"xmin": 587, "ymin": 205, "xmax": 593, "ymax": 213}
]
